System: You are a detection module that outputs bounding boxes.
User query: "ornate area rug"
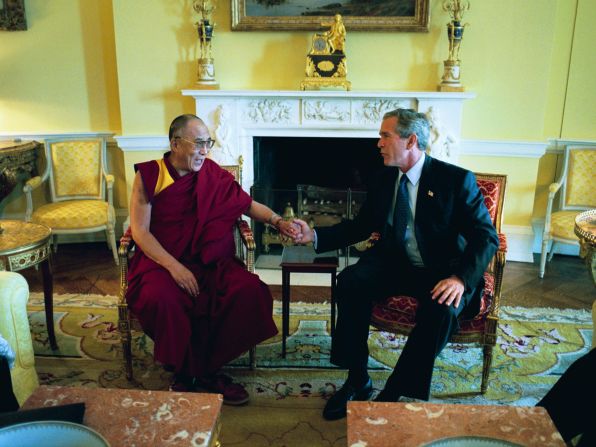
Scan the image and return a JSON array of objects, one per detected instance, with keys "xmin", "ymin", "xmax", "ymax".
[{"xmin": 28, "ymin": 293, "xmax": 592, "ymax": 446}]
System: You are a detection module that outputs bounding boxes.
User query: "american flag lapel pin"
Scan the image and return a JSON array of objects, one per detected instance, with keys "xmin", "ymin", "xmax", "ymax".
[{"xmin": 428, "ymin": 190, "xmax": 434, "ymax": 197}]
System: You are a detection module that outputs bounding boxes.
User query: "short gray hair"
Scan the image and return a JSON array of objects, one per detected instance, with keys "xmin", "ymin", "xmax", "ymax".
[
  {"xmin": 382, "ymin": 109, "xmax": 430, "ymax": 150},
  {"xmin": 168, "ymin": 114, "xmax": 205, "ymax": 141}
]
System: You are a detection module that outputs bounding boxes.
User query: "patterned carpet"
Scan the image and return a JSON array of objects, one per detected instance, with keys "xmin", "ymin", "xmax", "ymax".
[{"xmin": 27, "ymin": 293, "xmax": 593, "ymax": 446}]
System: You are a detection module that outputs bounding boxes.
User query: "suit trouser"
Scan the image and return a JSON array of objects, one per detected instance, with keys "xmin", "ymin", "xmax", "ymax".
[
  {"xmin": 0, "ymin": 357, "xmax": 19, "ymax": 412},
  {"xmin": 536, "ymin": 349, "xmax": 596, "ymax": 445},
  {"xmin": 330, "ymin": 253, "xmax": 466, "ymax": 400}
]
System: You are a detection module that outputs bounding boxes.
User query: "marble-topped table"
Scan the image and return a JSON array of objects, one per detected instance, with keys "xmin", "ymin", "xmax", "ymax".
[
  {"xmin": 22, "ymin": 386, "xmax": 223, "ymax": 447},
  {"xmin": 347, "ymin": 401, "xmax": 565, "ymax": 447}
]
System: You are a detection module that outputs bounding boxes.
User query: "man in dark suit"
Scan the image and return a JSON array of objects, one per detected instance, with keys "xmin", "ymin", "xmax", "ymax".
[{"xmin": 293, "ymin": 109, "xmax": 499, "ymax": 420}]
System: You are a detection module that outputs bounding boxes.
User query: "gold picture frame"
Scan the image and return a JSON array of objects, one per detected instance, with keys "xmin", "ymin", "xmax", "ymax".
[
  {"xmin": 0, "ymin": 0, "xmax": 27, "ymax": 31},
  {"xmin": 231, "ymin": 0, "xmax": 430, "ymax": 32}
]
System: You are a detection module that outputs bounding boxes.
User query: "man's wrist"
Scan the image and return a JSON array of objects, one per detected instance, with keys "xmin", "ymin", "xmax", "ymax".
[{"xmin": 268, "ymin": 213, "xmax": 282, "ymax": 227}]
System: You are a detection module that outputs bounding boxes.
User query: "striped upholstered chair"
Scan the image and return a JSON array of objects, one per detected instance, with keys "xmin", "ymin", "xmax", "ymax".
[
  {"xmin": 370, "ymin": 172, "xmax": 507, "ymax": 394},
  {"xmin": 23, "ymin": 138, "xmax": 118, "ymax": 265},
  {"xmin": 540, "ymin": 145, "xmax": 596, "ymax": 278}
]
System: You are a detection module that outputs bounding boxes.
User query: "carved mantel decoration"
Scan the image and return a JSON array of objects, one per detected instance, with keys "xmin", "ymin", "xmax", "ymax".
[{"xmin": 181, "ymin": 90, "xmax": 474, "ymax": 190}]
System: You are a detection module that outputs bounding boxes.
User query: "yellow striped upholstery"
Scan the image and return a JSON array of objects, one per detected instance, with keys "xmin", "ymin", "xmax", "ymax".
[
  {"xmin": 50, "ymin": 140, "xmax": 102, "ymax": 198},
  {"xmin": 566, "ymin": 149, "xmax": 596, "ymax": 208},
  {"xmin": 32, "ymin": 200, "xmax": 113, "ymax": 229},
  {"xmin": 550, "ymin": 211, "xmax": 580, "ymax": 241}
]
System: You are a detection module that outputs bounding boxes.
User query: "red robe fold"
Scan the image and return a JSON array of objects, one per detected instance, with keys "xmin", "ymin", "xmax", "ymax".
[{"xmin": 126, "ymin": 155, "xmax": 277, "ymax": 377}]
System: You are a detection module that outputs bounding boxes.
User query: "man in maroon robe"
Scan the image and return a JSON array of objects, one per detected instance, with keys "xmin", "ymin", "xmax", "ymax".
[{"xmin": 127, "ymin": 114, "xmax": 296, "ymax": 405}]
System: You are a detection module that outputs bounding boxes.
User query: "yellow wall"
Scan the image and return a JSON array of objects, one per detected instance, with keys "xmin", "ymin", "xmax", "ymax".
[
  {"xmin": 0, "ymin": 0, "xmax": 120, "ymax": 132},
  {"xmin": 1, "ymin": 0, "xmax": 595, "ymax": 231}
]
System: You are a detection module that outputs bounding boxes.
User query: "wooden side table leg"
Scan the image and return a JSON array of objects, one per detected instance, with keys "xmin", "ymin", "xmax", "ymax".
[
  {"xmin": 281, "ymin": 268, "xmax": 290, "ymax": 358},
  {"xmin": 330, "ymin": 270, "xmax": 337, "ymax": 337},
  {"xmin": 41, "ymin": 259, "xmax": 58, "ymax": 350}
]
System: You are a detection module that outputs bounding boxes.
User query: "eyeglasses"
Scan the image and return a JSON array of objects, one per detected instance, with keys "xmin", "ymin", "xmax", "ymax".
[{"xmin": 176, "ymin": 136, "xmax": 215, "ymax": 151}]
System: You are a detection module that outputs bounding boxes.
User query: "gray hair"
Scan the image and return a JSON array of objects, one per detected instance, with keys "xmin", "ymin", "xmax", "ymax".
[
  {"xmin": 382, "ymin": 109, "xmax": 430, "ymax": 150},
  {"xmin": 168, "ymin": 114, "xmax": 205, "ymax": 141}
]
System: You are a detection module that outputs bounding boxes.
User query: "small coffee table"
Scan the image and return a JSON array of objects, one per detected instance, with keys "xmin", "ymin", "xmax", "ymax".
[
  {"xmin": 347, "ymin": 401, "xmax": 565, "ymax": 447},
  {"xmin": 22, "ymin": 385, "xmax": 223, "ymax": 446},
  {"xmin": 280, "ymin": 245, "xmax": 338, "ymax": 357},
  {"xmin": 0, "ymin": 219, "xmax": 56, "ymax": 349}
]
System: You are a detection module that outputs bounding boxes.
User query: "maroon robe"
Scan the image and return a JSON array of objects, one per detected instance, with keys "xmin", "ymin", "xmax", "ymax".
[{"xmin": 126, "ymin": 155, "xmax": 277, "ymax": 377}]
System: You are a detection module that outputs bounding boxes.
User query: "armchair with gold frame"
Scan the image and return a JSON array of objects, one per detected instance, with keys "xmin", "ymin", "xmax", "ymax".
[
  {"xmin": 370, "ymin": 173, "xmax": 507, "ymax": 394},
  {"xmin": 23, "ymin": 138, "xmax": 118, "ymax": 265},
  {"xmin": 118, "ymin": 163, "xmax": 256, "ymax": 381},
  {"xmin": 539, "ymin": 145, "xmax": 596, "ymax": 278}
]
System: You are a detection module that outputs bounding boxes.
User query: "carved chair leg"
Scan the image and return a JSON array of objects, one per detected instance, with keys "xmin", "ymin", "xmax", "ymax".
[
  {"xmin": 122, "ymin": 332, "xmax": 133, "ymax": 381},
  {"xmin": 249, "ymin": 346, "xmax": 257, "ymax": 370},
  {"xmin": 481, "ymin": 344, "xmax": 494, "ymax": 394},
  {"xmin": 107, "ymin": 226, "xmax": 119, "ymax": 266},
  {"xmin": 539, "ymin": 238, "xmax": 550, "ymax": 278},
  {"xmin": 119, "ymin": 306, "xmax": 134, "ymax": 381}
]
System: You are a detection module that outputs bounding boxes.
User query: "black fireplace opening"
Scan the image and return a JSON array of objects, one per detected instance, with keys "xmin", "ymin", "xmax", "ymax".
[
  {"xmin": 253, "ymin": 136, "xmax": 383, "ymax": 191},
  {"xmin": 251, "ymin": 136, "xmax": 384, "ymax": 260}
]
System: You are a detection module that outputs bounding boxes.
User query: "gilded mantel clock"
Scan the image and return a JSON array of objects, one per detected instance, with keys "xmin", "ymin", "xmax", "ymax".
[{"xmin": 300, "ymin": 14, "xmax": 351, "ymax": 91}]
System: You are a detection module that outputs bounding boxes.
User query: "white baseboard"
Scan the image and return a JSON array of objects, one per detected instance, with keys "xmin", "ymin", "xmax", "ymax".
[{"xmin": 502, "ymin": 224, "xmax": 535, "ymax": 263}]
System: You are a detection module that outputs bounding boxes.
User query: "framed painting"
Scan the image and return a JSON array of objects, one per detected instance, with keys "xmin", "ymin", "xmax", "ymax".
[
  {"xmin": 231, "ymin": 0, "xmax": 430, "ymax": 32},
  {"xmin": 0, "ymin": 0, "xmax": 27, "ymax": 31}
]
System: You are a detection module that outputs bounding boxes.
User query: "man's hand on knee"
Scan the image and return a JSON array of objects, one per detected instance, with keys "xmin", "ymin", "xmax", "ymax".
[
  {"xmin": 430, "ymin": 275, "xmax": 464, "ymax": 308},
  {"xmin": 168, "ymin": 262, "xmax": 200, "ymax": 297}
]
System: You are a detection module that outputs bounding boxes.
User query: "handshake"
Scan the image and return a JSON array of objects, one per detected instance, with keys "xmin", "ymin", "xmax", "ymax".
[{"xmin": 274, "ymin": 218, "xmax": 314, "ymax": 245}]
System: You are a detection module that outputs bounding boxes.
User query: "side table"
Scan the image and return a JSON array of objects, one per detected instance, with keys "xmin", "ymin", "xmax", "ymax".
[
  {"xmin": 22, "ymin": 386, "xmax": 223, "ymax": 446},
  {"xmin": 347, "ymin": 401, "xmax": 565, "ymax": 447},
  {"xmin": 574, "ymin": 209, "xmax": 596, "ymax": 286},
  {"xmin": 0, "ymin": 219, "xmax": 56, "ymax": 350},
  {"xmin": 0, "ymin": 140, "xmax": 38, "ymax": 203},
  {"xmin": 280, "ymin": 245, "xmax": 338, "ymax": 358}
]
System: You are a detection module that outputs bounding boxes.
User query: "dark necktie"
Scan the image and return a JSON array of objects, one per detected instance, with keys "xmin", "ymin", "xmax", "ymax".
[{"xmin": 393, "ymin": 174, "xmax": 410, "ymax": 244}]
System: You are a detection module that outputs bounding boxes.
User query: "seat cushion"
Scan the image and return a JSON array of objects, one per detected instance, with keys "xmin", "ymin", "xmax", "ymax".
[
  {"xmin": 32, "ymin": 200, "xmax": 112, "ymax": 229},
  {"xmin": 550, "ymin": 211, "xmax": 580, "ymax": 241},
  {"xmin": 371, "ymin": 272, "xmax": 495, "ymax": 334}
]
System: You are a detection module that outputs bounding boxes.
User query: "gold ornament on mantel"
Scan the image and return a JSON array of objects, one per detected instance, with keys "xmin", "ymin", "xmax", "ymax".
[
  {"xmin": 300, "ymin": 14, "xmax": 351, "ymax": 91},
  {"xmin": 193, "ymin": 0, "xmax": 219, "ymax": 89},
  {"xmin": 438, "ymin": 0, "xmax": 470, "ymax": 92}
]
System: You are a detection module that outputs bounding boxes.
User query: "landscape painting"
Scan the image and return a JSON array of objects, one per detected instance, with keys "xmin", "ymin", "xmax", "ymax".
[{"xmin": 231, "ymin": 0, "xmax": 429, "ymax": 31}]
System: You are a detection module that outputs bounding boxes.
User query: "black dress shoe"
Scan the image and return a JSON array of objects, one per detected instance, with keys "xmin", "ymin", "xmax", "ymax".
[
  {"xmin": 373, "ymin": 389, "xmax": 400, "ymax": 402},
  {"xmin": 323, "ymin": 378, "xmax": 373, "ymax": 421}
]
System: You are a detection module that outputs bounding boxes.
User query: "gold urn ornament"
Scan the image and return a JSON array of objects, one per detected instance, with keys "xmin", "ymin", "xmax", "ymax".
[
  {"xmin": 438, "ymin": 0, "xmax": 470, "ymax": 92},
  {"xmin": 300, "ymin": 14, "xmax": 351, "ymax": 91},
  {"xmin": 193, "ymin": 0, "xmax": 219, "ymax": 89}
]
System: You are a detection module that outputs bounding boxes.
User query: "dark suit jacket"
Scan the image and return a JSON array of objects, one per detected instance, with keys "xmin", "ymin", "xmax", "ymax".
[{"xmin": 315, "ymin": 155, "xmax": 499, "ymax": 316}]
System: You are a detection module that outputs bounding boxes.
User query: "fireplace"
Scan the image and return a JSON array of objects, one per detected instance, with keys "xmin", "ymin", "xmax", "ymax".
[
  {"xmin": 182, "ymin": 90, "xmax": 474, "ymax": 261},
  {"xmin": 182, "ymin": 89, "xmax": 474, "ymax": 192},
  {"xmin": 251, "ymin": 136, "xmax": 383, "ymax": 254}
]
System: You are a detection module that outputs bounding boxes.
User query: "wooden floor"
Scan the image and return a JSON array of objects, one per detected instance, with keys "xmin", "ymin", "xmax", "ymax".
[{"xmin": 20, "ymin": 242, "xmax": 595, "ymax": 310}]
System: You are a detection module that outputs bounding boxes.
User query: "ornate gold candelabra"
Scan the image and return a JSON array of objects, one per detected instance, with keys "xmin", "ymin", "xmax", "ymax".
[
  {"xmin": 438, "ymin": 0, "xmax": 470, "ymax": 92},
  {"xmin": 193, "ymin": 0, "xmax": 219, "ymax": 89}
]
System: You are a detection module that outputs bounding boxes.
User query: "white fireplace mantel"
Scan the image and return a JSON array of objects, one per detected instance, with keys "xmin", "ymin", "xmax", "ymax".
[{"xmin": 181, "ymin": 89, "xmax": 475, "ymax": 189}]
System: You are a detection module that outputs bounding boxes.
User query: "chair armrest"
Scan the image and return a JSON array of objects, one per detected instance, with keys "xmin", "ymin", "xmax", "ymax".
[
  {"xmin": 118, "ymin": 228, "xmax": 134, "ymax": 305},
  {"xmin": 488, "ymin": 233, "xmax": 507, "ymax": 318},
  {"xmin": 23, "ymin": 176, "xmax": 44, "ymax": 222},
  {"xmin": 104, "ymin": 173, "xmax": 115, "ymax": 186},
  {"xmin": 544, "ymin": 181, "xmax": 563, "ymax": 232},
  {"xmin": 236, "ymin": 218, "xmax": 255, "ymax": 273}
]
